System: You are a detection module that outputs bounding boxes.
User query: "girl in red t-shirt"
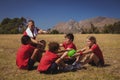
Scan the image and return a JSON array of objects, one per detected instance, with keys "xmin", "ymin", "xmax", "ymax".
[{"xmin": 73, "ymin": 36, "xmax": 104, "ymax": 67}]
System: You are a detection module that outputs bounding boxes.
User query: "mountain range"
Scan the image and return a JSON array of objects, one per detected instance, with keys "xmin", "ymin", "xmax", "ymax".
[{"xmin": 52, "ymin": 16, "xmax": 120, "ymax": 33}]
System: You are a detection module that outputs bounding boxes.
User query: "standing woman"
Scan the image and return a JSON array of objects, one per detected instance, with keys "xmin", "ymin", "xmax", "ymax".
[
  {"xmin": 23, "ymin": 20, "xmax": 47, "ymax": 66},
  {"xmin": 23, "ymin": 20, "xmax": 47, "ymax": 44}
]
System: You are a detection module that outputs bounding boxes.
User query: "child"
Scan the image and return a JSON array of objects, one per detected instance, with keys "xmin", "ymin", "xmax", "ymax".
[
  {"xmin": 59, "ymin": 33, "xmax": 77, "ymax": 64},
  {"xmin": 37, "ymin": 42, "xmax": 72, "ymax": 74},
  {"xmin": 16, "ymin": 35, "xmax": 45, "ymax": 70},
  {"xmin": 73, "ymin": 36, "xmax": 104, "ymax": 67},
  {"xmin": 60, "ymin": 33, "xmax": 76, "ymax": 50}
]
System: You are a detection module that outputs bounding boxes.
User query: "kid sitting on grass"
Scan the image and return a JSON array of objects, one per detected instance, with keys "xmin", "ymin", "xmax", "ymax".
[
  {"xmin": 37, "ymin": 42, "xmax": 73, "ymax": 74},
  {"xmin": 16, "ymin": 35, "xmax": 46, "ymax": 70},
  {"xmin": 73, "ymin": 36, "xmax": 104, "ymax": 67},
  {"xmin": 59, "ymin": 33, "xmax": 77, "ymax": 64}
]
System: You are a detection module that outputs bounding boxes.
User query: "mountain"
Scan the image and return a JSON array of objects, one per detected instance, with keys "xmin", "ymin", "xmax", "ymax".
[
  {"xmin": 79, "ymin": 16, "xmax": 120, "ymax": 28},
  {"xmin": 52, "ymin": 19, "xmax": 80, "ymax": 33},
  {"xmin": 52, "ymin": 16, "xmax": 120, "ymax": 33}
]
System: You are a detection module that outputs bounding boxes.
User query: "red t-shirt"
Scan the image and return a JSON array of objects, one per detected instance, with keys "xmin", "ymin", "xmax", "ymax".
[
  {"xmin": 16, "ymin": 44, "xmax": 35, "ymax": 69},
  {"xmin": 37, "ymin": 50, "xmax": 58, "ymax": 72},
  {"xmin": 23, "ymin": 31, "xmax": 27, "ymax": 36},
  {"xmin": 62, "ymin": 42, "xmax": 77, "ymax": 50},
  {"xmin": 90, "ymin": 44, "xmax": 104, "ymax": 65}
]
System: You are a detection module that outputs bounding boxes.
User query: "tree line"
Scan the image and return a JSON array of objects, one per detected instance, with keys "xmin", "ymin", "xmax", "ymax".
[
  {"xmin": 0, "ymin": 17, "xmax": 27, "ymax": 34},
  {"xmin": 0, "ymin": 17, "xmax": 120, "ymax": 34},
  {"xmin": 80, "ymin": 22, "xmax": 120, "ymax": 34}
]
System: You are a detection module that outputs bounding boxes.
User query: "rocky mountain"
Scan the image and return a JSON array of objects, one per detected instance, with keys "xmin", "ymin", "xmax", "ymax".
[{"xmin": 52, "ymin": 16, "xmax": 120, "ymax": 33}]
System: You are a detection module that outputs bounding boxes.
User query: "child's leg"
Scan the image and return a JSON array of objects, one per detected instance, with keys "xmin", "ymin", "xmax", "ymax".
[
  {"xmin": 45, "ymin": 63, "xmax": 58, "ymax": 74},
  {"xmin": 43, "ymin": 58, "xmax": 64, "ymax": 74},
  {"xmin": 89, "ymin": 53, "xmax": 99, "ymax": 65},
  {"xmin": 27, "ymin": 48, "xmax": 40, "ymax": 70},
  {"xmin": 60, "ymin": 51, "xmax": 68, "ymax": 59},
  {"xmin": 28, "ymin": 58, "xmax": 35, "ymax": 70},
  {"xmin": 55, "ymin": 58, "xmax": 73, "ymax": 71},
  {"xmin": 55, "ymin": 58, "xmax": 66, "ymax": 67},
  {"xmin": 72, "ymin": 53, "xmax": 86, "ymax": 65},
  {"xmin": 83, "ymin": 53, "xmax": 99, "ymax": 65},
  {"xmin": 31, "ymin": 48, "xmax": 40, "ymax": 61}
]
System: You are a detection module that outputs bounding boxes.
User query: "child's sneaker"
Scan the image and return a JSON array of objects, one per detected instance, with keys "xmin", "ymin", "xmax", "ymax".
[{"xmin": 72, "ymin": 62, "xmax": 82, "ymax": 70}]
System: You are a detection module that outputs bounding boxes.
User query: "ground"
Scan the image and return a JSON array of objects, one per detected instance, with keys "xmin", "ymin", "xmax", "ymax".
[{"xmin": 0, "ymin": 34, "xmax": 120, "ymax": 80}]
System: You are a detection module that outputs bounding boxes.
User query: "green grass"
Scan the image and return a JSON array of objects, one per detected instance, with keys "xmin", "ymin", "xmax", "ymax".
[{"xmin": 0, "ymin": 34, "xmax": 120, "ymax": 80}]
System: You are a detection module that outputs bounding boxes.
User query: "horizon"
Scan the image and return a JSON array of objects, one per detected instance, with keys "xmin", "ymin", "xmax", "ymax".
[{"xmin": 0, "ymin": 0, "xmax": 120, "ymax": 30}]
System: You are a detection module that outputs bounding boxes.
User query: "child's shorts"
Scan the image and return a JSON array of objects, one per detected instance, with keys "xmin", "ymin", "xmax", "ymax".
[
  {"xmin": 27, "ymin": 59, "xmax": 35, "ymax": 70},
  {"xmin": 41, "ymin": 63, "xmax": 58, "ymax": 74}
]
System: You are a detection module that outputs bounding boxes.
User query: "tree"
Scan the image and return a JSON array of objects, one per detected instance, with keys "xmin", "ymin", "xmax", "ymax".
[
  {"xmin": 50, "ymin": 30, "xmax": 59, "ymax": 34},
  {"xmin": 0, "ymin": 17, "xmax": 27, "ymax": 34},
  {"xmin": 102, "ymin": 21, "xmax": 120, "ymax": 34},
  {"xmin": 87, "ymin": 23, "xmax": 99, "ymax": 34},
  {"xmin": 1, "ymin": 18, "xmax": 11, "ymax": 25}
]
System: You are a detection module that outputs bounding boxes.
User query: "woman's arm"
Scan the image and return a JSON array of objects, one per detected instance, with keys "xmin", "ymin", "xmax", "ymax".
[
  {"xmin": 38, "ymin": 29, "xmax": 47, "ymax": 34},
  {"xmin": 31, "ymin": 38, "xmax": 38, "ymax": 44}
]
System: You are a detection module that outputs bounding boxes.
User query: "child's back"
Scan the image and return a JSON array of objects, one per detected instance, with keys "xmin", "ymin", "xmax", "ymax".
[
  {"xmin": 37, "ymin": 50, "xmax": 58, "ymax": 72},
  {"xmin": 16, "ymin": 44, "xmax": 35, "ymax": 69}
]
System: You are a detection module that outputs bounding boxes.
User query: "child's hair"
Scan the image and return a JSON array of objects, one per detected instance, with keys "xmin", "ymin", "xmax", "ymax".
[
  {"xmin": 40, "ymin": 40, "xmax": 46, "ymax": 46},
  {"xmin": 21, "ymin": 35, "xmax": 31, "ymax": 45},
  {"xmin": 48, "ymin": 42, "xmax": 60, "ymax": 53},
  {"xmin": 65, "ymin": 33, "xmax": 74, "ymax": 41},
  {"xmin": 87, "ymin": 36, "xmax": 96, "ymax": 44},
  {"xmin": 37, "ymin": 40, "xmax": 46, "ymax": 49}
]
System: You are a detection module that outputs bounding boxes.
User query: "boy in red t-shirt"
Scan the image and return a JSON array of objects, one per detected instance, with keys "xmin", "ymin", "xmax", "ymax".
[
  {"xmin": 37, "ymin": 42, "xmax": 69, "ymax": 74},
  {"xmin": 59, "ymin": 33, "xmax": 77, "ymax": 64},
  {"xmin": 73, "ymin": 36, "xmax": 104, "ymax": 67},
  {"xmin": 16, "ymin": 35, "xmax": 45, "ymax": 70}
]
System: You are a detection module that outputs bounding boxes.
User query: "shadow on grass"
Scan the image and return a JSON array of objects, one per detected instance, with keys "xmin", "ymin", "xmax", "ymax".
[
  {"xmin": 103, "ymin": 64, "xmax": 111, "ymax": 67},
  {"xmin": 95, "ymin": 63, "xmax": 111, "ymax": 68},
  {"xmin": 40, "ymin": 67, "xmax": 87, "ymax": 75}
]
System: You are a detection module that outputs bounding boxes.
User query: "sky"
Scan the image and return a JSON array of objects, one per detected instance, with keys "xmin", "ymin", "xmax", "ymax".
[{"xmin": 0, "ymin": 0, "xmax": 120, "ymax": 30}]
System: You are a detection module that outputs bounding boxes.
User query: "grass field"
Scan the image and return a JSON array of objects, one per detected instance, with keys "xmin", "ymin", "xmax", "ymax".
[{"xmin": 0, "ymin": 34, "xmax": 120, "ymax": 80}]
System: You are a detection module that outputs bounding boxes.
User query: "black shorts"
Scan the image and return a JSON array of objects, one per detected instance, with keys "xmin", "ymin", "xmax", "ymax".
[
  {"xmin": 27, "ymin": 59, "xmax": 35, "ymax": 70},
  {"xmin": 41, "ymin": 63, "xmax": 58, "ymax": 74}
]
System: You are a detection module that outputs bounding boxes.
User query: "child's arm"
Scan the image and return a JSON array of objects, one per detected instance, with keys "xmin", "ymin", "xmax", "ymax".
[
  {"xmin": 76, "ymin": 47, "xmax": 87, "ymax": 52},
  {"xmin": 59, "ymin": 43, "xmax": 63, "ymax": 47},
  {"xmin": 57, "ymin": 50, "xmax": 69, "ymax": 53},
  {"xmin": 73, "ymin": 48, "xmax": 93, "ymax": 57},
  {"xmin": 56, "ymin": 50, "xmax": 69, "ymax": 57}
]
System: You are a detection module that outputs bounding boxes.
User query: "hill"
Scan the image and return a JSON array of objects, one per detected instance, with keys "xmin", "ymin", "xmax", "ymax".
[{"xmin": 52, "ymin": 16, "xmax": 120, "ymax": 33}]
